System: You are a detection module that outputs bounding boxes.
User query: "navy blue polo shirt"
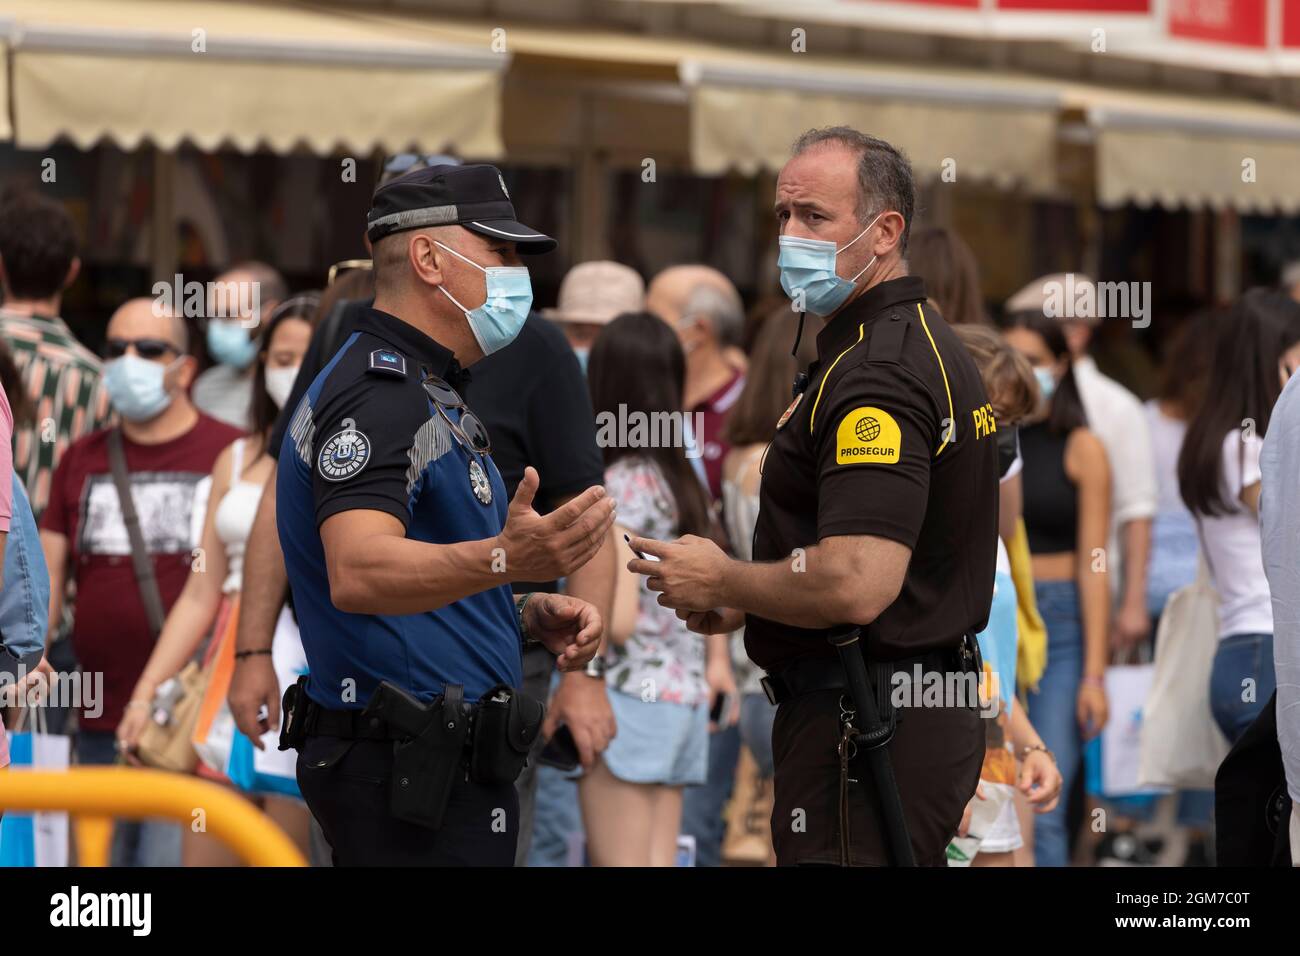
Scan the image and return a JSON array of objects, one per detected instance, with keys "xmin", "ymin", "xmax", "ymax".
[{"xmin": 276, "ymin": 307, "xmax": 521, "ymax": 710}]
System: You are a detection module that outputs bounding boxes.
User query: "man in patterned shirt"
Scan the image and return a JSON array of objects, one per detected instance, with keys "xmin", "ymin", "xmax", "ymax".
[{"xmin": 0, "ymin": 189, "xmax": 112, "ymax": 518}]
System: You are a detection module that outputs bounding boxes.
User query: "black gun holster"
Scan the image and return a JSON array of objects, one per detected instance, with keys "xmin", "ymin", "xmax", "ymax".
[{"xmin": 371, "ymin": 682, "xmax": 470, "ymax": 831}]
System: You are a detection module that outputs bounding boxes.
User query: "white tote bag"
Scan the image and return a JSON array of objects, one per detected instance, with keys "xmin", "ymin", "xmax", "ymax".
[
  {"xmin": 1138, "ymin": 557, "xmax": 1231, "ymax": 789},
  {"xmin": 1, "ymin": 705, "xmax": 71, "ymax": 867}
]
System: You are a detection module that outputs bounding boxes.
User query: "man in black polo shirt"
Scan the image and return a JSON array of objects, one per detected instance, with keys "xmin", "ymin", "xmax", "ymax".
[{"xmin": 630, "ymin": 127, "xmax": 999, "ymax": 866}]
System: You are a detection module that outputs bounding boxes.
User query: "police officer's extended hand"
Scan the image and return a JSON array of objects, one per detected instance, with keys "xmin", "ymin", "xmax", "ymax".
[
  {"xmin": 229, "ymin": 654, "xmax": 281, "ymax": 750},
  {"xmin": 499, "ymin": 467, "xmax": 616, "ymax": 582},
  {"xmin": 626, "ymin": 534, "xmax": 729, "ymax": 612},
  {"xmin": 524, "ymin": 592, "xmax": 603, "ymax": 671}
]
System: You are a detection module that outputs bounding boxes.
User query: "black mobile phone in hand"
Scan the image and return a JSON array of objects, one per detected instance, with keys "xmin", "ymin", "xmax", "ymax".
[
  {"xmin": 710, "ymin": 691, "xmax": 733, "ymax": 725},
  {"xmin": 624, "ymin": 533, "xmax": 659, "ymax": 562},
  {"xmin": 538, "ymin": 723, "xmax": 581, "ymax": 772}
]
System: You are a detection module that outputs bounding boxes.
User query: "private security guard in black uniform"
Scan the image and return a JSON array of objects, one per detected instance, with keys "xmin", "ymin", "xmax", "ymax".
[
  {"xmin": 276, "ymin": 164, "xmax": 616, "ymax": 866},
  {"xmin": 631, "ymin": 128, "xmax": 999, "ymax": 866}
]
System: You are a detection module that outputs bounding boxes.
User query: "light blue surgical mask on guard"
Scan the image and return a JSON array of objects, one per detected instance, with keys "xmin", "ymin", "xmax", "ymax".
[
  {"xmin": 436, "ymin": 241, "xmax": 534, "ymax": 356},
  {"xmin": 778, "ymin": 212, "xmax": 882, "ymax": 317}
]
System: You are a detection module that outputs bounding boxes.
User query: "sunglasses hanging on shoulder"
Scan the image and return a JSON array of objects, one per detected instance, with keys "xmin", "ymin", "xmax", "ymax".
[{"xmin": 421, "ymin": 375, "xmax": 492, "ymax": 456}]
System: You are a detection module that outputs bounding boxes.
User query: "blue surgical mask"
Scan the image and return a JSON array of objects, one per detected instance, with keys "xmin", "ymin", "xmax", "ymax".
[
  {"xmin": 1034, "ymin": 366, "xmax": 1057, "ymax": 403},
  {"xmin": 778, "ymin": 213, "xmax": 882, "ymax": 317},
  {"xmin": 206, "ymin": 320, "xmax": 259, "ymax": 370},
  {"xmin": 105, "ymin": 354, "xmax": 178, "ymax": 422},
  {"xmin": 435, "ymin": 241, "xmax": 534, "ymax": 356}
]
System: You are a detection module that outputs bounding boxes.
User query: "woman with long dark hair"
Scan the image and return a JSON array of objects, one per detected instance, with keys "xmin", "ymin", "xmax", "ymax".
[
  {"xmin": 581, "ymin": 311, "xmax": 716, "ymax": 866},
  {"xmin": 909, "ymin": 226, "xmax": 988, "ymax": 326},
  {"xmin": 116, "ymin": 293, "xmax": 317, "ymax": 865},
  {"xmin": 1176, "ymin": 289, "xmax": 1300, "ymax": 744},
  {"xmin": 1000, "ymin": 310, "xmax": 1111, "ymax": 867}
]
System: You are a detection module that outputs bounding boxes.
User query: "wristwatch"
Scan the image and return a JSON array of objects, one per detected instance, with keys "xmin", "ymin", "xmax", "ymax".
[
  {"xmin": 583, "ymin": 656, "xmax": 607, "ymax": 680},
  {"xmin": 516, "ymin": 592, "xmax": 539, "ymax": 645}
]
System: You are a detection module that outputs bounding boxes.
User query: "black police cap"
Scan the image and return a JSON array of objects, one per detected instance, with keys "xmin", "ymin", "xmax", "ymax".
[{"xmin": 366, "ymin": 163, "xmax": 556, "ymax": 255}]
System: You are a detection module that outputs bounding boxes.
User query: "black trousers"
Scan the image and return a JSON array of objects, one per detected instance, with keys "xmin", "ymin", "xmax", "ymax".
[
  {"xmin": 770, "ymin": 687, "xmax": 983, "ymax": 866},
  {"xmin": 297, "ymin": 734, "xmax": 519, "ymax": 866}
]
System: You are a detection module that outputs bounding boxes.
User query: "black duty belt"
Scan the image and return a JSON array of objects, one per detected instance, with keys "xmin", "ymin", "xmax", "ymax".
[
  {"xmin": 281, "ymin": 677, "xmax": 543, "ymax": 832},
  {"xmin": 761, "ymin": 635, "xmax": 978, "ymax": 706},
  {"xmin": 301, "ymin": 697, "xmax": 414, "ymax": 740}
]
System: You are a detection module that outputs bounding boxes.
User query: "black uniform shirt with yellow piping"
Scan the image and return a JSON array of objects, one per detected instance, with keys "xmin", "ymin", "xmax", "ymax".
[{"xmin": 744, "ymin": 275, "xmax": 1000, "ymax": 672}]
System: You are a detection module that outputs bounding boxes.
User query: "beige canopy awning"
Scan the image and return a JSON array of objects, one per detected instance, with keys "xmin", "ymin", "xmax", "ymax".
[
  {"xmin": 1069, "ymin": 85, "xmax": 1300, "ymax": 214},
  {"xmin": 1, "ymin": 0, "xmax": 506, "ymax": 156},
  {"xmin": 680, "ymin": 56, "xmax": 1063, "ymax": 193}
]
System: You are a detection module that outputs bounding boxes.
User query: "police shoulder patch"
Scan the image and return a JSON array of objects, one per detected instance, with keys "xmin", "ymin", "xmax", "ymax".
[
  {"xmin": 367, "ymin": 349, "xmax": 407, "ymax": 378},
  {"xmin": 318, "ymin": 427, "xmax": 372, "ymax": 482},
  {"xmin": 835, "ymin": 406, "xmax": 901, "ymax": 465}
]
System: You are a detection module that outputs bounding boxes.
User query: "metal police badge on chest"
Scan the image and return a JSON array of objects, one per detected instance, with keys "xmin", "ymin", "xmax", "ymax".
[
  {"xmin": 468, "ymin": 458, "xmax": 492, "ymax": 505},
  {"xmin": 318, "ymin": 428, "xmax": 372, "ymax": 481},
  {"xmin": 776, "ymin": 392, "xmax": 804, "ymax": 430}
]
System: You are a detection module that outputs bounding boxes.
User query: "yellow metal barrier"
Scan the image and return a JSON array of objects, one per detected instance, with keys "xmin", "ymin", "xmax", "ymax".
[{"xmin": 0, "ymin": 768, "xmax": 306, "ymax": 867}]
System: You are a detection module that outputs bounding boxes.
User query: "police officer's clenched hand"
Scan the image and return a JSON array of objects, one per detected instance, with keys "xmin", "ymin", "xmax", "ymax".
[
  {"xmin": 497, "ymin": 466, "xmax": 617, "ymax": 582},
  {"xmin": 523, "ymin": 592, "xmax": 603, "ymax": 672}
]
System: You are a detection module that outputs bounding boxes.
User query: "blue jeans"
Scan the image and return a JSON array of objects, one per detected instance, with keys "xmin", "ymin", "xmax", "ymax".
[
  {"xmin": 738, "ymin": 693, "xmax": 776, "ymax": 779},
  {"xmin": 76, "ymin": 731, "xmax": 181, "ymax": 867},
  {"xmin": 1026, "ymin": 580, "xmax": 1083, "ymax": 868},
  {"xmin": 680, "ymin": 724, "xmax": 742, "ymax": 867},
  {"xmin": 1209, "ymin": 632, "xmax": 1276, "ymax": 744}
]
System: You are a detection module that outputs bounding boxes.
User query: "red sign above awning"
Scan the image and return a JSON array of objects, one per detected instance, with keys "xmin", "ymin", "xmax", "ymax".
[
  {"xmin": 998, "ymin": 0, "xmax": 1149, "ymax": 10},
  {"xmin": 1168, "ymin": 0, "xmax": 1269, "ymax": 47}
]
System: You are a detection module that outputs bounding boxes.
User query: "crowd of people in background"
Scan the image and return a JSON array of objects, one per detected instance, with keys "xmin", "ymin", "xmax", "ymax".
[{"xmin": 0, "ymin": 154, "xmax": 1296, "ymax": 867}]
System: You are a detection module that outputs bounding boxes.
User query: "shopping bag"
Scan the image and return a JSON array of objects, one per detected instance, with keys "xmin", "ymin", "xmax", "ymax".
[
  {"xmin": 1138, "ymin": 561, "xmax": 1231, "ymax": 789},
  {"xmin": 227, "ymin": 606, "xmax": 306, "ymax": 797},
  {"xmin": 191, "ymin": 598, "xmax": 239, "ymax": 778},
  {"xmin": 0, "ymin": 706, "xmax": 71, "ymax": 867},
  {"xmin": 1085, "ymin": 662, "xmax": 1165, "ymax": 799}
]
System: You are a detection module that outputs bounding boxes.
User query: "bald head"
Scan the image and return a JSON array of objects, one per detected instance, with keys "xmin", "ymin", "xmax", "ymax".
[
  {"xmin": 646, "ymin": 266, "xmax": 743, "ymax": 347},
  {"xmin": 109, "ymin": 297, "xmax": 189, "ymax": 354}
]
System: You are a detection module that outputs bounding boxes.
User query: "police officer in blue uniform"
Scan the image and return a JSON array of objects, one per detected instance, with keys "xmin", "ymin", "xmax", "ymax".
[{"xmin": 275, "ymin": 164, "xmax": 617, "ymax": 866}]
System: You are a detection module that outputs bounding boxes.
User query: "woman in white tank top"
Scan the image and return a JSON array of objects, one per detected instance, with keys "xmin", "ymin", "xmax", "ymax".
[{"xmin": 115, "ymin": 297, "xmax": 315, "ymax": 865}]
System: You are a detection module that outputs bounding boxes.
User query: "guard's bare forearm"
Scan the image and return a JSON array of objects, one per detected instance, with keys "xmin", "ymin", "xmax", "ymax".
[
  {"xmin": 330, "ymin": 533, "xmax": 508, "ymax": 616},
  {"xmin": 718, "ymin": 545, "xmax": 892, "ymax": 630},
  {"xmin": 237, "ymin": 478, "xmax": 288, "ymax": 652}
]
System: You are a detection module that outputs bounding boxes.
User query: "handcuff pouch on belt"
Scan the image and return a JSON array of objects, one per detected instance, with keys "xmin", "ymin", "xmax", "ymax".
[{"xmin": 469, "ymin": 683, "xmax": 544, "ymax": 786}]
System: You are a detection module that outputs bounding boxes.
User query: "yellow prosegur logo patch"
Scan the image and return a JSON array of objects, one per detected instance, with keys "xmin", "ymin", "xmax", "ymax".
[{"xmin": 836, "ymin": 406, "xmax": 901, "ymax": 465}]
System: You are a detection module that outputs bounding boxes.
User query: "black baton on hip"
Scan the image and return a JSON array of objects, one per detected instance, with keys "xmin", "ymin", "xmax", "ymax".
[{"xmin": 828, "ymin": 626, "xmax": 916, "ymax": 867}]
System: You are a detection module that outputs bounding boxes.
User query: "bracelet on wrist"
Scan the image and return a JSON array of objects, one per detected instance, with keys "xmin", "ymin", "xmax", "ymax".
[
  {"xmin": 1020, "ymin": 743, "xmax": 1056, "ymax": 764},
  {"xmin": 1080, "ymin": 675, "xmax": 1105, "ymax": 689},
  {"xmin": 234, "ymin": 648, "xmax": 273, "ymax": 661}
]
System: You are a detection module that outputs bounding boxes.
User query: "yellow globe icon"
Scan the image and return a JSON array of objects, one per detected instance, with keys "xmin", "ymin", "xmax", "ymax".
[{"xmin": 856, "ymin": 416, "xmax": 880, "ymax": 442}]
